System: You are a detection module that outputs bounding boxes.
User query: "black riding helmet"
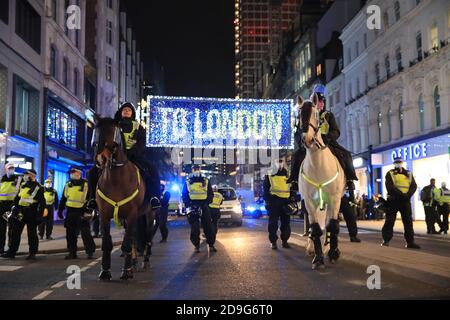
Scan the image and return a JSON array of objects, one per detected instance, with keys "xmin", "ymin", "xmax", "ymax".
[{"xmin": 114, "ymin": 102, "xmax": 137, "ymax": 122}]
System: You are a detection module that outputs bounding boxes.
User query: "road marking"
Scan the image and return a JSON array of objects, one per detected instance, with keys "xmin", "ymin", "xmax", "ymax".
[
  {"xmin": 0, "ymin": 266, "xmax": 23, "ymax": 272},
  {"xmin": 51, "ymin": 281, "xmax": 66, "ymax": 289},
  {"xmin": 32, "ymin": 290, "xmax": 53, "ymax": 300},
  {"xmin": 80, "ymin": 266, "xmax": 90, "ymax": 272}
]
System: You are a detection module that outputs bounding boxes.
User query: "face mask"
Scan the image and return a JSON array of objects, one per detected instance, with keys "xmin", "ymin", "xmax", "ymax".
[
  {"xmin": 23, "ymin": 175, "xmax": 30, "ymax": 183},
  {"xmin": 6, "ymin": 169, "xmax": 14, "ymax": 177},
  {"xmin": 193, "ymin": 172, "xmax": 201, "ymax": 177},
  {"xmin": 443, "ymin": 183, "xmax": 447, "ymax": 189},
  {"xmin": 394, "ymin": 164, "xmax": 402, "ymax": 170},
  {"xmin": 45, "ymin": 183, "xmax": 52, "ymax": 189},
  {"xmin": 70, "ymin": 174, "xmax": 79, "ymax": 180}
]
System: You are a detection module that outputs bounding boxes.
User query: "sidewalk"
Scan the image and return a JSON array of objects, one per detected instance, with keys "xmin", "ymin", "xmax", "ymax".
[
  {"xmin": 14, "ymin": 222, "xmax": 124, "ymax": 256},
  {"xmin": 351, "ymin": 219, "xmax": 445, "ymax": 236}
]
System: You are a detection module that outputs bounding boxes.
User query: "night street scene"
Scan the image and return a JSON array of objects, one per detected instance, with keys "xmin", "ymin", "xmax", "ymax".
[{"xmin": 0, "ymin": 0, "xmax": 449, "ymax": 309}]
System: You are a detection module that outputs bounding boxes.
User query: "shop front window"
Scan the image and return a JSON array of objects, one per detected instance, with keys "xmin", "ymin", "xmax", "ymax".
[{"xmin": 47, "ymin": 104, "xmax": 82, "ymax": 149}]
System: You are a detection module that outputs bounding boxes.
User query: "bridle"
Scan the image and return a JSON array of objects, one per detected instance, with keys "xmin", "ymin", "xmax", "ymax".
[
  {"xmin": 93, "ymin": 126, "xmax": 128, "ymax": 170},
  {"xmin": 300, "ymin": 106, "xmax": 327, "ymax": 150}
]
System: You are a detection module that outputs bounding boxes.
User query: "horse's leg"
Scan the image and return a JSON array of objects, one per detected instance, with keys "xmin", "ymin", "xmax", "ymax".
[
  {"xmin": 327, "ymin": 200, "xmax": 341, "ymax": 264},
  {"xmin": 142, "ymin": 207, "xmax": 154, "ymax": 270},
  {"xmin": 305, "ymin": 201, "xmax": 325, "ymax": 270},
  {"xmin": 120, "ymin": 219, "xmax": 136, "ymax": 280},
  {"xmin": 98, "ymin": 219, "xmax": 112, "ymax": 281}
]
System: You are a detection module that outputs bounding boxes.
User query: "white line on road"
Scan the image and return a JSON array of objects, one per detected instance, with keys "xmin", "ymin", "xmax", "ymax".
[
  {"xmin": 0, "ymin": 266, "xmax": 23, "ymax": 272},
  {"xmin": 32, "ymin": 290, "xmax": 53, "ymax": 300},
  {"xmin": 51, "ymin": 281, "xmax": 66, "ymax": 289}
]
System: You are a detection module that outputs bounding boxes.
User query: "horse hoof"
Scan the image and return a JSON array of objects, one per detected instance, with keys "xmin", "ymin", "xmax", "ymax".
[
  {"xmin": 98, "ymin": 270, "xmax": 112, "ymax": 281},
  {"xmin": 328, "ymin": 249, "xmax": 341, "ymax": 264},
  {"xmin": 120, "ymin": 269, "xmax": 133, "ymax": 280}
]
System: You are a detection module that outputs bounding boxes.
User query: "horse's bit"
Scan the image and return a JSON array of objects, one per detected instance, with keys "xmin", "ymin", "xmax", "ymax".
[{"xmin": 301, "ymin": 111, "xmax": 327, "ymax": 150}]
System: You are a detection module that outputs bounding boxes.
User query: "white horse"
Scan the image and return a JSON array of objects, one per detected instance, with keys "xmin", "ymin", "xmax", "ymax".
[{"xmin": 297, "ymin": 94, "xmax": 346, "ymax": 270}]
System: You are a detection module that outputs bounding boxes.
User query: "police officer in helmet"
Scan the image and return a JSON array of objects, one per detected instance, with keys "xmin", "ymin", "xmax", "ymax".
[
  {"xmin": 381, "ymin": 157, "xmax": 420, "ymax": 249},
  {"xmin": 154, "ymin": 181, "xmax": 170, "ymax": 243},
  {"xmin": 209, "ymin": 185, "xmax": 224, "ymax": 245},
  {"xmin": 182, "ymin": 164, "xmax": 215, "ymax": 253},
  {"xmin": 38, "ymin": 179, "xmax": 59, "ymax": 240},
  {"xmin": 87, "ymin": 102, "xmax": 161, "ymax": 209},
  {"xmin": 288, "ymin": 84, "xmax": 358, "ymax": 201},
  {"xmin": 58, "ymin": 168, "xmax": 96, "ymax": 259},
  {"xmin": 2, "ymin": 169, "xmax": 45, "ymax": 260}
]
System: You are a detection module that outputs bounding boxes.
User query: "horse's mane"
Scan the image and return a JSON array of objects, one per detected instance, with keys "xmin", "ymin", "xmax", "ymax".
[{"xmin": 300, "ymin": 100, "xmax": 314, "ymax": 131}]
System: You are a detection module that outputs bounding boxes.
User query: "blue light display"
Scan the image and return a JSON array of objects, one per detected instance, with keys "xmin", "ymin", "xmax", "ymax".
[{"xmin": 147, "ymin": 96, "xmax": 294, "ymax": 149}]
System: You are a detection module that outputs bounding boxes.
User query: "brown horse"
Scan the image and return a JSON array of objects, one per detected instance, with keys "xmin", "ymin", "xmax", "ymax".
[{"xmin": 93, "ymin": 118, "xmax": 154, "ymax": 280}]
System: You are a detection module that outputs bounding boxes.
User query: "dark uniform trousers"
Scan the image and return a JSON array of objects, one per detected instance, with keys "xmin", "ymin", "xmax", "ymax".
[
  {"xmin": 340, "ymin": 196, "xmax": 358, "ymax": 238},
  {"xmin": 154, "ymin": 207, "xmax": 169, "ymax": 240},
  {"xmin": 209, "ymin": 208, "xmax": 221, "ymax": 244},
  {"xmin": 38, "ymin": 206, "xmax": 54, "ymax": 238},
  {"xmin": 65, "ymin": 208, "xmax": 96, "ymax": 256},
  {"xmin": 188, "ymin": 205, "xmax": 214, "ymax": 247},
  {"xmin": 267, "ymin": 199, "xmax": 291, "ymax": 243},
  {"xmin": 0, "ymin": 201, "xmax": 14, "ymax": 252},
  {"xmin": 423, "ymin": 205, "xmax": 438, "ymax": 233},
  {"xmin": 382, "ymin": 199, "xmax": 414, "ymax": 244},
  {"xmin": 9, "ymin": 208, "xmax": 39, "ymax": 255},
  {"xmin": 437, "ymin": 204, "xmax": 449, "ymax": 232}
]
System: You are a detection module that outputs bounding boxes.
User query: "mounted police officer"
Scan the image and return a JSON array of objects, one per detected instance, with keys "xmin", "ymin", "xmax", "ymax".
[
  {"xmin": 288, "ymin": 84, "xmax": 358, "ymax": 201},
  {"xmin": 154, "ymin": 181, "xmax": 170, "ymax": 243},
  {"xmin": 2, "ymin": 169, "xmax": 45, "ymax": 260},
  {"xmin": 87, "ymin": 102, "xmax": 161, "ymax": 210},
  {"xmin": 0, "ymin": 163, "xmax": 22, "ymax": 254},
  {"xmin": 381, "ymin": 157, "xmax": 420, "ymax": 249},
  {"xmin": 264, "ymin": 160, "xmax": 291, "ymax": 250},
  {"xmin": 182, "ymin": 164, "xmax": 215, "ymax": 253},
  {"xmin": 38, "ymin": 179, "xmax": 58, "ymax": 240},
  {"xmin": 434, "ymin": 182, "xmax": 449, "ymax": 235},
  {"xmin": 209, "ymin": 185, "xmax": 224, "ymax": 245},
  {"xmin": 58, "ymin": 168, "xmax": 96, "ymax": 260}
]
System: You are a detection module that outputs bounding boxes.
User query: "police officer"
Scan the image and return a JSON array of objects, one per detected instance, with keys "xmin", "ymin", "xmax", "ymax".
[
  {"xmin": 58, "ymin": 168, "xmax": 96, "ymax": 260},
  {"xmin": 434, "ymin": 182, "xmax": 449, "ymax": 235},
  {"xmin": 88, "ymin": 102, "xmax": 161, "ymax": 210},
  {"xmin": 154, "ymin": 181, "xmax": 171, "ymax": 243},
  {"xmin": 38, "ymin": 179, "xmax": 58, "ymax": 240},
  {"xmin": 209, "ymin": 185, "xmax": 224, "ymax": 245},
  {"xmin": 264, "ymin": 160, "xmax": 291, "ymax": 250},
  {"xmin": 2, "ymin": 169, "xmax": 45, "ymax": 260},
  {"xmin": 381, "ymin": 157, "xmax": 420, "ymax": 249},
  {"xmin": 288, "ymin": 84, "xmax": 358, "ymax": 200},
  {"xmin": 420, "ymin": 178, "xmax": 440, "ymax": 234},
  {"xmin": 0, "ymin": 163, "xmax": 22, "ymax": 254},
  {"xmin": 182, "ymin": 164, "xmax": 215, "ymax": 253},
  {"xmin": 340, "ymin": 193, "xmax": 361, "ymax": 242}
]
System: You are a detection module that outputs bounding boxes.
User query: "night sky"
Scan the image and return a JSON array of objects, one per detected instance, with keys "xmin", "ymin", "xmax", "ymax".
[{"xmin": 124, "ymin": 1, "xmax": 235, "ymax": 98}]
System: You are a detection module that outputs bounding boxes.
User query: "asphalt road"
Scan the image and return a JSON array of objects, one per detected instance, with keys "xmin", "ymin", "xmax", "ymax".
[{"xmin": 0, "ymin": 217, "xmax": 449, "ymax": 300}]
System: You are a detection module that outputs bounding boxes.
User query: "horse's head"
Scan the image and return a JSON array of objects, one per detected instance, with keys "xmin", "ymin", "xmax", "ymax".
[
  {"xmin": 297, "ymin": 93, "xmax": 324, "ymax": 150},
  {"xmin": 92, "ymin": 117, "xmax": 126, "ymax": 169}
]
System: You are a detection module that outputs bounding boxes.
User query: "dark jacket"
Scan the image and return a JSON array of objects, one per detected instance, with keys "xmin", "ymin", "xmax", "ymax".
[
  {"xmin": 58, "ymin": 179, "xmax": 89, "ymax": 212},
  {"xmin": 14, "ymin": 180, "xmax": 46, "ymax": 216},
  {"xmin": 121, "ymin": 120, "xmax": 146, "ymax": 161},
  {"xmin": 385, "ymin": 168, "xmax": 417, "ymax": 201},
  {"xmin": 321, "ymin": 111, "xmax": 340, "ymax": 145},
  {"xmin": 263, "ymin": 169, "xmax": 290, "ymax": 204},
  {"xmin": 182, "ymin": 175, "xmax": 213, "ymax": 207},
  {"xmin": 44, "ymin": 187, "xmax": 59, "ymax": 210},
  {"xmin": 420, "ymin": 184, "xmax": 435, "ymax": 204},
  {"xmin": 161, "ymin": 190, "xmax": 171, "ymax": 209}
]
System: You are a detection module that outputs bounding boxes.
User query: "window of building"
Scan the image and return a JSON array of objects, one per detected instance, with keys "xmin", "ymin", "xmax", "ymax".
[
  {"xmin": 377, "ymin": 111, "xmax": 382, "ymax": 144},
  {"xmin": 106, "ymin": 56, "xmax": 112, "ymax": 81},
  {"xmin": 365, "ymin": 72, "xmax": 369, "ymax": 91},
  {"xmin": 387, "ymin": 106, "xmax": 392, "ymax": 141},
  {"xmin": 348, "ymin": 83, "xmax": 352, "ymax": 100},
  {"xmin": 416, "ymin": 31, "xmax": 422, "ymax": 59},
  {"xmin": 51, "ymin": 0, "xmax": 57, "ymax": 23},
  {"xmin": 384, "ymin": 55, "xmax": 390, "ymax": 78},
  {"xmin": 375, "ymin": 63, "xmax": 380, "ymax": 84},
  {"xmin": 107, "ymin": 0, "xmax": 113, "ymax": 9},
  {"xmin": 0, "ymin": 0, "xmax": 8, "ymax": 24},
  {"xmin": 106, "ymin": 20, "xmax": 113, "ymax": 45},
  {"xmin": 63, "ymin": 58, "xmax": 69, "ymax": 87},
  {"xmin": 394, "ymin": 1, "xmax": 401, "ymax": 22},
  {"xmin": 418, "ymin": 94, "xmax": 425, "ymax": 132},
  {"xmin": 64, "ymin": 0, "xmax": 69, "ymax": 36},
  {"xmin": 395, "ymin": 47, "xmax": 402, "ymax": 71},
  {"xmin": 430, "ymin": 22, "xmax": 439, "ymax": 50},
  {"xmin": 0, "ymin": 67, "xmax": 7, "ymax": 129},
  {"xmin": 47, "ymin": 104, "xmax": 83, "ymax": 149},
  {"xmin": 73, "ymin": 68, "xmax": 79, "ymax": 96},
  {"xmin": 356, "ymin": 78, "xmax": 360, "ymax": 95},
  {"xmin": 347, "ymin": 48, "xmax": 351, "ymax": 64},
  {"xmin": 14, "ymin": 77, "xmax": 39, "ymax": 141},
  {"xmin": 434, "ymin": 86, "xmax": 441, "ymax": 127},
  {"xmin": 355, "ymin": 41, "xmax": 359, "ymax": 57},
  {"xmin": 416, "ymin": 0, "xmax": 421, "ymax": 6},
  {"xmin": 50, "ymin": 46, "xmax": 57, "ymax": 78},
  {"xmin": 15, "ymin": 0, "xmax": 41, "ymax": 53},
  {"xmin": 399, "ymin": 100, "xmax": 404, "ymax": 138}
]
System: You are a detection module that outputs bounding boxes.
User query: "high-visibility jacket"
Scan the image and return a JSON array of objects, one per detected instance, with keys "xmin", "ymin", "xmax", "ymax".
[
  {"xmin": 434, "ymin": 188, "xmax": 450, "ymax": 205},
  {"xmin": 44, "ymin": 189, "xmax": 56, "ymax": 206},
  {"xmin": 320, "ymin": 111, "xmax": 330, "ymax": 135},
  {"xmin": 123, "ymin": 121, "xmax": 140, "ymax": 150},
  {"xmin": 187, "ymin": 178, "xmax": 209, "ymax": 201},
  {"xmin": 64, "ymin": 181, "xmax": 88, "ymax": 209},
  {"xmin": 0, "ymin": 176, "xmax": 21, "ymax": 201},
  {"xmin": 389, "ymin": 170, "xmax": 412, "ymax": 194},
  {"xmin": 209, "ymin": 192, "xmax": 223, "ymax": 209},
  {"xmin": 269, "ymin": 175, "xmax": 290, "ymax": 199},
  {"xmin": 18, "ymin": 185, "xmax": 41, "ymax": 207}
]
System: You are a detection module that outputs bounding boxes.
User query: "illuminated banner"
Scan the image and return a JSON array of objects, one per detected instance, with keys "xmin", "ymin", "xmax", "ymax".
[{"xmin": 146, "ymin": 96, "xmax": 294, "ymax": 149}]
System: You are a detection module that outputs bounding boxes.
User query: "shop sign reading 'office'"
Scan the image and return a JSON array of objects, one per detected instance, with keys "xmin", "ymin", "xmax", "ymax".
[{"xmin": 146, "ymin": 96, "xmax": 294, "ymax": 149}]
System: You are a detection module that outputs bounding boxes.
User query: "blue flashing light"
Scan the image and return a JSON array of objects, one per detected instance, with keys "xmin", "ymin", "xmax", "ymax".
[
  {"xmin": 247, "ymin": 206, "xmax": 256, "ymax": 212},
  {"xmin": 171, "ymin": 184, "xmax": 180, "ymax": 192}
]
